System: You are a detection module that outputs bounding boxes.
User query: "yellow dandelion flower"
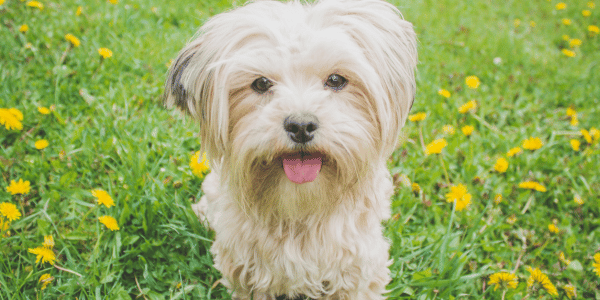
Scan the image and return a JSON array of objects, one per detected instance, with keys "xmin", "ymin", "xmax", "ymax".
[
  {"xmin": 566, "ymin": 107, "xmax": 576, "ymax": 117},
  {"xmin": 507, "ymin": 214, "xmax": 517, "ymax": 224},
  {"xmin": 28, "ymin": 247, "xmax": 56, "ymax": 265},
  {"xmin": 19, "ymin": 24, "xmax": 29, "ymax": 32},
  {"xmin": 0, "ymin": 202, "xmax": 22, "ymax": 222},
  {"xmin": 589, "ymin": 2, "xmax": 596, "ymax": 9},
  {"xmin": 562, "ymin": 18, "xmax": 572, "ymax": 25},
  {"xmin": 506, "ymin": 147, "xmax": 522, "ymax": 157},
  {"xmin": 570, "ymin": 114, "xmax": 579, "ymax": 126},
  {"xmin": 91, "ymin": 189, "xmax": 115, "ymax": 208},
  {"xmin": 590, "ymin": 127, "xmax": 599, "ymax": 141},
  {"xmin": 527, "ymin": 267, "xmax": 558, "ymax": 296},
  {"xmin": 589, "ymin": 25, "xmax": 600, "ymax": 34},
  {"xmin": 43, "ymin": 235, "xmax": 54, "ymax": 249},
  {"xmin": 522, "ymin": 137, "xmax": 543, "ymax": 150},
  {"xmin": 494, "ymin": 158, "xmax": 508, "ymax": 173},
  {"xmin": 570, "ymin": 139, "xmax": 580, "ymax": 151},
  {"xmin": 6, "ymin": 178, "xmax": 31, "ymax": 195},
  {"xmin": 190, "ymin": 151, "xmax": 210, "ymax": 177},
  {"xmin": 548, "ymin": 223, "xmax": 559, "ymax": 233},
  {"xmin": 98, "ymin": 47, "xmax": 113, "ymax": 59},
  {"xmin": 425, "ymin": 138, "xmax": 447, "ymax": 155},
  {"xmin": 411, "ymin": 182, "xmax": 421, "ymax": 193},
  {"xmin": 35, "ymin": 139, "xmax": 49, "ymax": 149},
  {"xmin": 443, "ymin": 125, "xmax": 455, "ymax": 135},
  {"xmin": 98, "ymin": 215, "xmax": 119, "ymax": 231},
  {"xmin": 593, "ymin": 253, "xmax": 600, "ymax": 277},
  {"xmin": 461, "ymin": 125, "xmax": 474, "ymax": 136},
  {"xmin": 559, "ymin": 252, "xmax": 571, "ymax": 265},
  {"xmin": 574, "ymin": 194, "xmax": 584, "ymax": 205},
  {"xmin": 108, "ymin": 0, "xmax": 118, "ymax": 4},
  {"xmin": 529, "ymin": 21, "xmax": 536, "ymax": 27},
  {"xmin": 0, "ymin": 108, "xmax": 24, "ymax": 130},
  {"xmin": 555, "ymin": 2, "xmax": 566, "ymax": 10},
  {"xmin": 563, "ymin": 284, "xmax": 576, "ymax": 299},
  {"xmin": 488, "ymin": 272, "xmax": 518, "ymax": 291},
  {"xmin": 0, "ymin": 218, "xmax": 11, "ymax": 237},
  {"xmin": 64, "ymin": 33, "xmax": 81, "ymax": 47},
  {"xmin": 514, "ymin": 19, "xmax": 521, "ymax": 27},
  {"xmin": 39, "ymin": 273, "xmax": 53, "ymax": 290},
  {"xmin": 37, "ymin": 107, "xmax": 50, "ymax": 114},
  {"xmin": 458, "ymin": 100, "xmax": 477, "ymax": 114},
  {"xmin": 438, "ymin": 89, "xmax": 451, "ymax": 98},
  {"xmin": 569, "ymin": 38, "xmax": 582, "ymax": 48},
  {"xmin": 581, "ymin": 129, "xmax": 592, "ymax": 144},
  {"xmin": 445, "ymin": 184, "xmax": 472, "ymax": 211},
  {"xmin": 583, "ymin": 10, "xmax": 591, "ymax": 17},
  {"xmin": 76, "ymin": 6, "xmax": 82, "ymax": 16},
  {"xmin": 562, "ymin": 34, "xmax": 570, "ymax": 41},
  {"xmin": 453, "ymin": 194, "xmax": 471, "ymax": 211},
  {"xmin": 26, "ymin": 0, "xmax": 43, "ymax": 10},
  {"xmin": 518, "ymin": 181, "xmax": 547, "ymax": 192},
  {"xmin": 494, "ymin": 194, "xmax": 503, "ymax": 204},
  {"xmin": 408, "ymin": 112, "xmax": 427, "ymax": 122},
  {"xmin": 465, "ymin": 75, "xmax": 480, "ymax": 89},
  {"xmin": 562, "ymin": 49, "xmax": 576, "ymax": 57}
]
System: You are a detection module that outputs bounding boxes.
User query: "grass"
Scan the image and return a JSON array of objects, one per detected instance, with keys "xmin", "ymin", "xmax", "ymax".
[{"xmin": 1, "ymin": 0, "xmax": 598, "ymax": 298}]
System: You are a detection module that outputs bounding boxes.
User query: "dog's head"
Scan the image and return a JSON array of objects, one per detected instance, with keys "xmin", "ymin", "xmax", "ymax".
[{"xmin": 164, "ymin": 0, "xmax": 417, "ymax": 218}]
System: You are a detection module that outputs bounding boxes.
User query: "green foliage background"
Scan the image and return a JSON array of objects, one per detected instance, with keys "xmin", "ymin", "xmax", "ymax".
[{"xmin": 1, "ymin": 0, "xmax": 598, "ymax": 298}]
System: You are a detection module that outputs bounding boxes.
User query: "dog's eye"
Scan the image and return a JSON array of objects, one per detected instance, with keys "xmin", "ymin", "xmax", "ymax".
[
  {"xmin": 251, "ymin": 77, "xmax": 273, "ymax": 93},
  {"xmin": 325, "ymin": 74, "xmax": 347, "ymax": 90}
]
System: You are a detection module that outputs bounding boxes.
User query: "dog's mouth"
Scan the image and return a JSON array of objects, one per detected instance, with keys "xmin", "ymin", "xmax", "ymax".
[{"xmin": 280, "ymin": 152, "xmax": 323, "ymax": 184}]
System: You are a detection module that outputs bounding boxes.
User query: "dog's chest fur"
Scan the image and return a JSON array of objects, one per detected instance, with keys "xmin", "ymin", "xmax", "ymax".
[{"xmin": 199, "ymin": 165, "xmax": 394, "ymax": 299}]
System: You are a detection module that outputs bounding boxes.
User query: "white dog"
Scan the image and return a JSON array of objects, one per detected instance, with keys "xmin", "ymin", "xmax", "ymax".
[{"xmin": 164, "ymin": 0, "xmax": 417, "ymax": 298}]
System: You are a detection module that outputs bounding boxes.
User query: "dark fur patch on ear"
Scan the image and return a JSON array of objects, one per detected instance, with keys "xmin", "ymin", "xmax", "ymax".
[{"xmin": 165, "ymin": 54, "xmax": 193, "ymax": 113}]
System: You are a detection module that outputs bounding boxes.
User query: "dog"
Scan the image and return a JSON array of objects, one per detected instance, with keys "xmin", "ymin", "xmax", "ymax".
[{"xmin": 163, "ymin": 0, "xmax": 417, "ymax": 298}]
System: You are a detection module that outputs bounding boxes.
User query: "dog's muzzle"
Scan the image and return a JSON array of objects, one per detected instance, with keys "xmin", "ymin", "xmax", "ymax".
[{"xmin": 280, "ymin": 113, "xmax": 323, "ymax": 184}]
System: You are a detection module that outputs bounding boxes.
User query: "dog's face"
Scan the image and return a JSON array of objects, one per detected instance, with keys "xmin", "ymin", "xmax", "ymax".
[{"xmin": 165, "ymin": 0, "xmax": 417, "ymax": 219}]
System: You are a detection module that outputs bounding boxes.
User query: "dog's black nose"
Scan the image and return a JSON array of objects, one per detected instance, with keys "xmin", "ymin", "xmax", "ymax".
[{"xmin": 284, "ymin": 113, "xmax": 319, "ymax": 144}]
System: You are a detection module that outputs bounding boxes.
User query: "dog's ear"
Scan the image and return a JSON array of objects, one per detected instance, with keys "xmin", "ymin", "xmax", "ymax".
[
  {"xmin": 163, "ymin": 28, "xmax": 228, "ymax": 161},
  {"xmin": 320, "ymin": 0, "xmax": 418, "ymax": 155},
  {"xmin": 164, "ymin": 47, "xmax": 198, "ymax": 116}
]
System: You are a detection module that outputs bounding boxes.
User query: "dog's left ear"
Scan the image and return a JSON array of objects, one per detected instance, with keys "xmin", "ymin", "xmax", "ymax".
[{"xmin": 322, "ymin": 0, "xmax": 418, "ymax": 155}]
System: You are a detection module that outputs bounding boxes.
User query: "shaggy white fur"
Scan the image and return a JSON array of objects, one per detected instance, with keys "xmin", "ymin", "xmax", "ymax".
[{"xmin": 164, "ymin": 0, "xmax": 417, "ymax": 299}]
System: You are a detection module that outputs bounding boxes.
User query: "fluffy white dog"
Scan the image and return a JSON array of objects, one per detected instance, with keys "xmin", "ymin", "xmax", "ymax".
[{"xmin": 163, "ymin": 0, "xmax": 417, "ymax": 298}]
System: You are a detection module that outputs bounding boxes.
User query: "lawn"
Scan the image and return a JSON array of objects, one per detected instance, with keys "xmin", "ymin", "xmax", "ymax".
[{"xmin": 1, "ymin": 0, "xmax": 599, "ymax": 299}]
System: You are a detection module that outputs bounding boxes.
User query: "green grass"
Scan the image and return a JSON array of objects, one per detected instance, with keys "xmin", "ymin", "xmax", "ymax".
[{"xmin": 1, "ymin": 0, "xmax": 598, "ymax": 299}]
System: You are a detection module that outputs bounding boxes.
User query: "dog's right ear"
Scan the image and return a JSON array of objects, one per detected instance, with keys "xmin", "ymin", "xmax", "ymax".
[
  {"xmin": 163, "ymin": 41, "xmax": 213, "ymax": 121},
  {"xmin": 163, "ymin": 33, "xmax": 228, "ymax": 161},
  {"xmin": 164, "ymin": 49, "xmax": 194, "ymax": 116}
]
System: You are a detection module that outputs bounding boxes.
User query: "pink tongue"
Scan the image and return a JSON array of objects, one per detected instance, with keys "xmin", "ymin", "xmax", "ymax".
[{"xmin": 282, "ymin": 153, "xmax": 322, "ymax": 184}]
